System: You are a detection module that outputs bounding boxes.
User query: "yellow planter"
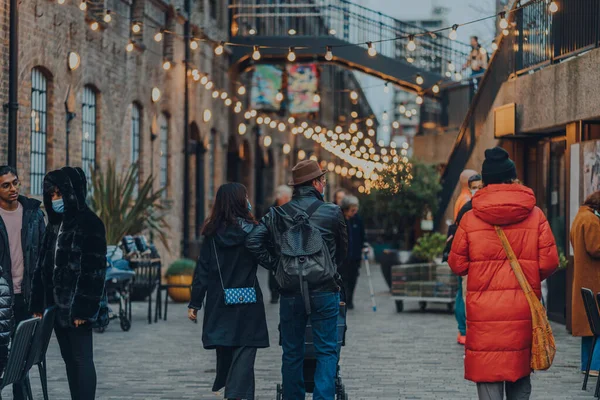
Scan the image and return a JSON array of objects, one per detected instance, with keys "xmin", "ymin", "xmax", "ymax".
[{"xmin": 167, "ymin": 275, "xmax": 193, "ymax": 303}]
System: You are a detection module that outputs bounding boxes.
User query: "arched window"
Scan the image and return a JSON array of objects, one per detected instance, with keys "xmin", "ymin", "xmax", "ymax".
[
  {"xmin": 82, "ymin": 86, "xmax": 97, "ymax": 186},
  {"xmin": 30, "ymin": 68, "xmax": 48, "ymax": 195},
  {"xmin": 131, "ymin": 104, "xmax": 141, "ymax": 165},
  {"xmin": 158, "ymin": 113, "xmax": 169, "ymax": 198}
]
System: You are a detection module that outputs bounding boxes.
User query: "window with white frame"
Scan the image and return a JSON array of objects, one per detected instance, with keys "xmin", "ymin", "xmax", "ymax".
[
  {"xmin": 82, "ymin": 86, "xmax": 97, "ymax": 186},
  {"xmin": 159, "ymin": 113, "xmax": 169, "ymax": 198},
  {"xmin": 30, "ymin": 68, "xmax": 48, "ymax": 196}
]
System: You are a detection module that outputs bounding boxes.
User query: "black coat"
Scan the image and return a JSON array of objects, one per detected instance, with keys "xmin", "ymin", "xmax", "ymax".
[
  {"xmin": 346, "ymin": 214, "xmax": 366, "ymax": 261},
  {"xmin": 0, "ymin": 268, "xmax": 14, "ymax": 376},
  {"xmin": 189, "ymin": 219, "xmax": 269, "ymax": 349},
  {"xmin": 246, "ymin": 186, "xmax": 348, "ymax": 293},
  {"xmin": 0, "ymin": 196, "xmax": 45, "ymax": 305},
  {"xmin": 442, "ymin": 200, "xmax": 473, "ymax": 262},
  {"xmin": 30, "ymin": 167, "xmax": 107, "ymax": 328}
]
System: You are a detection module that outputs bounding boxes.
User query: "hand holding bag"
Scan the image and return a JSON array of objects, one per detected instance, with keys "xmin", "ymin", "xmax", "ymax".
[
  {"xmin": 212, "ymin": 239, "xmax": 257, "ymax": 306},
  {"xmin": 495, "ymin": 226, "xmax": 556, "ymax": 371}
]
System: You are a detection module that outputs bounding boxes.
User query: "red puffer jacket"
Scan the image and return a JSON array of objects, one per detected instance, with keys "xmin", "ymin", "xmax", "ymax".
[{"xmin": 448, "ymin": 184, "xmax": 558, "ymax": 383}]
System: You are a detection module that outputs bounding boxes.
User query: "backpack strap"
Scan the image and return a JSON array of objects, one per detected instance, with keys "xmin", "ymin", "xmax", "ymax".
[{"xmin": 280, "ymin": 199, "xmax": 323, "ymax": 219}]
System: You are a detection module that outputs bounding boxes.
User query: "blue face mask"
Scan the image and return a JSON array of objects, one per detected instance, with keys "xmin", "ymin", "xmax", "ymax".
[
  {"xmin": 321, "ymin": 187, "xmax": 326, "ymax": 199},
  {"xmin": 52, "ymin": 198, "xmax": 65, "ymax": 214},
  {"xmin": 247, "ymin": 199, "xmax": 252, "ymax": 212}
]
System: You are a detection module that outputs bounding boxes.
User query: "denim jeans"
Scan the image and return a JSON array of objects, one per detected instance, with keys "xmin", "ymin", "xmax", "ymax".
[
  {"xmin": 54, "ymin": 323, "xmax": 97, "ymax": 400},
  {"xmin": 280, "ymin": 292, "xmax": 339, "ymax": 400},
  {"xmin": 581, "ymin": 336, "xmax": 600, "ymax": 371}
]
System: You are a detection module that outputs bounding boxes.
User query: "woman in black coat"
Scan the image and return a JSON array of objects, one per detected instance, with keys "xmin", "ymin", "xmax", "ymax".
[
  {"xmin": 30, "ymin": 167, "xmax": 107, "ymax": 400},
  {"xmin": 188, "ymin": 183, "xmax": 269, "ymax": 400}
]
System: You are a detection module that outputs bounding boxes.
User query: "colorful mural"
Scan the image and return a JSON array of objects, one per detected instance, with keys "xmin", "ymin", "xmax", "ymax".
[{"xmin": 287, "ymin": 63, "xmax": 319, "ymax": 114}]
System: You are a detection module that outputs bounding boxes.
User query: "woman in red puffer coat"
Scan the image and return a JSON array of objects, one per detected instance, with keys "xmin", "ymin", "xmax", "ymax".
[{"xmin": 448, "ymin": 147, "xmax": 558, "ymax": 400}]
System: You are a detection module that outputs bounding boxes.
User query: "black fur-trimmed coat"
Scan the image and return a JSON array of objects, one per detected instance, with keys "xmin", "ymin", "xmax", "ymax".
[{"xmin": 30, "ymin": 167, "xmax": 107, "ymax": 328}]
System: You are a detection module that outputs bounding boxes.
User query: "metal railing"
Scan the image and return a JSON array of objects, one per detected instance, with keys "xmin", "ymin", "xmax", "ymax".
[
  {"xmin": 514, "ymin": 0, "xmax": 600, "ymax": 73},
  {"xmin": 229, "ymin": 0, "xmax": 471, "ymax": 78}
]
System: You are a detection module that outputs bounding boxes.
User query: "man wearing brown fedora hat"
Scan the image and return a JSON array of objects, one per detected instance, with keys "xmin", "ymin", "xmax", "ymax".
[{"xmin": 247, "ymin": 159, "xmax": 347, "ymax": 400}]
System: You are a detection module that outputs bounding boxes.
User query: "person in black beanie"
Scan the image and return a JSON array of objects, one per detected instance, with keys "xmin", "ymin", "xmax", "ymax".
[{"xmin": 481, "ymin": 146, "xmax": 517, "ymax": 185}]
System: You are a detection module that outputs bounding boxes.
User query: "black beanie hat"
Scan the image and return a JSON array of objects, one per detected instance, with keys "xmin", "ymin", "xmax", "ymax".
[{"xmin": 482, "ymin": 147, "xmax": 517, "ymax": 185}]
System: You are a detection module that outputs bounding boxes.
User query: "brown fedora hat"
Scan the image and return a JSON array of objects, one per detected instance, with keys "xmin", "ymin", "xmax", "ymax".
[{"xmin": 288, "ymin": 160, "xmax": 326, "ymax": 186}]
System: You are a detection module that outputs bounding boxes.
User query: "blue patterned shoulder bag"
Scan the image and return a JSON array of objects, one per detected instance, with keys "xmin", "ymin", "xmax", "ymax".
[{"xmin": 212, "ymin": 239, "xmax": 257, "ymax": 305}]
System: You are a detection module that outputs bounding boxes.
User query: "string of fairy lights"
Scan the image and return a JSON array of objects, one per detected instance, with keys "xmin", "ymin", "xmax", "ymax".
[{"xmin": 53, "ymin": 0, "xmax": 559, "ymax": 190}]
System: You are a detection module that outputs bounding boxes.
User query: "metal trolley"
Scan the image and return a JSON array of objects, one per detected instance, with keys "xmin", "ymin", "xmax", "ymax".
[{"xmin": 390, "ymin": 263, "xmax": 457, "ymax": 313}]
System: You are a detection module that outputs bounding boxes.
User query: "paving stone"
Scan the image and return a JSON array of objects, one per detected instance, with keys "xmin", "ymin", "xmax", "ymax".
[{"xmin": 4, "ymin": 264, "xmax": 592, "ymax": 399}]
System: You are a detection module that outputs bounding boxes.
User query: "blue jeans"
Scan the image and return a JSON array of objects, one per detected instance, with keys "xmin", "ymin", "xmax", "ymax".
[
  {"xmin": 582, "ymin": 337, "xmax": 600, "ymax": 371},
  {"xmin": 280, "ymin": 292, "xmax": 339, "ymax": 400},
  {"xmin": 455, "ymin": 276, "xmax": 466, "ymax": 336}
]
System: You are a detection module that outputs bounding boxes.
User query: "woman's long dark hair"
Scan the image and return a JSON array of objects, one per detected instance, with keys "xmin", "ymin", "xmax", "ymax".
[{"xmin": 202, "ymin": 182, "xmax": 257, "ymax": 236}]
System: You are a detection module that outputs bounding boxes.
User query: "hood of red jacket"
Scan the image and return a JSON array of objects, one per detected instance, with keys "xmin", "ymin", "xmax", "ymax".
[{"xmin": 471, "ymin": 184, "xmax": 536, "ymax": 226}]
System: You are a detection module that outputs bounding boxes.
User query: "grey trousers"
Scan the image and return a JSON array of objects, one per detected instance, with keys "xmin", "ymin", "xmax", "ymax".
[{"xmin": 476, "ymin": 376, "xmax": 532, "ymax": 400}]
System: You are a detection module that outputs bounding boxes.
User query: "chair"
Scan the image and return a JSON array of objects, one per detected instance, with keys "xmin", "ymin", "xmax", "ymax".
[
  {"xmin": 581, "ymin": 288, "xmax": 600, "ymax": 394},
  {"xmin": 155, "ymin": 280, "xmax": 192, "ymax": 322},
  {"xmin": 0, "ymin": 317, "xmax": 39, "ymax": 400},
  {"xmin": 23, "ymin": 307, "xmax": 56, "ymax": 400}
]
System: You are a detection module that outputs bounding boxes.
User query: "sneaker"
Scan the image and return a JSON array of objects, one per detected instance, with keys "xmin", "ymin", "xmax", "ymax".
[
  {"xmin": 582, "ymin": 370, "xmax": 600, "ymax": 377},
  {"xmin": 457, "ymin": 334, "xmax": 466, "ymax": 345}
]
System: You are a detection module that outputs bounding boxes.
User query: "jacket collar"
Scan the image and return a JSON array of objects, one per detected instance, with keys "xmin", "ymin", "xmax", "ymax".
[
  {"xmin": 18, "ymin": 195, "xmax": 42, "ymax": 212},
  {"xmin": 292, "ymin": 186, "xmax": 323, "ymax": 201}
]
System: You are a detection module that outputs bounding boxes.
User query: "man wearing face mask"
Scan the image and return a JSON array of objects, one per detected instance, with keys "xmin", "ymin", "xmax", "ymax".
[
  {"xmin": 0, "ymin": 166, "xmax": 45, "ymax": 400},
  {"xmin": 246, "ymin": 159, "xmax": 347, "ymax": 400},
  {"xmin": 443, "ymin": 173, "xmax": 483, "ymax": 346},
  {"xmin": 30, "ymin": 167, "xmax": 107, "ymax": 400}
]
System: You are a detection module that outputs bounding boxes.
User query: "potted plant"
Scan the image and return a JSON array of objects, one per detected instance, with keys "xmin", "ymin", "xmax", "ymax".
[
  {"xmin": 412, "ymin": 233, "xmax": 447, "ymax": 264},
  {"xmin": 165, "ymin": 259, "xmax": 196, "ymax": 302},
  {"xmin": 359, "ymin": 159, "xmax": 442, "ymax": 288}
]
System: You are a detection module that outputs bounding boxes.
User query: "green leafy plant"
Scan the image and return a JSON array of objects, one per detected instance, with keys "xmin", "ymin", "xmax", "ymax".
[
  {"xmin": 89, "ymin": 161, "xmax": 170, "ymax": 251},
  {"xmin": 412, "ymin": 233, "xmax": 447, "ymax": 262},
  {"xmin": 359, "ymin": 158, "xmax": 442, "ymax": 249},
  {"xmin": 165, "ymin": 259, "xmax": 196, "ymax": 277},
  {"xmin": 558, "ymin": 251, "xmax": 569, "ymax": 269}
]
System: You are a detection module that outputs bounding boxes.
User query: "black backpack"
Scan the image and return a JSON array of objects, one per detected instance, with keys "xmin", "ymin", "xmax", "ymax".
[{"xmin": 275, "ymin": 200, "xmax": 336, "ymax": 313}]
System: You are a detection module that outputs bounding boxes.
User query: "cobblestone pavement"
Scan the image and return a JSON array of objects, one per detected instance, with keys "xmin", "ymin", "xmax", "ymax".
[{"xmin": 9, "ymin": 263, "xmax": 592, "ymax": 399}]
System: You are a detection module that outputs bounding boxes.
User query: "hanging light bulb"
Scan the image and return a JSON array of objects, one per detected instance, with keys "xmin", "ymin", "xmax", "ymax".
[
  {"xmin": 151, "ymin": 87, "xmax": 161, "ymax": 103},
  {"xmin": 367, "ymin": 42, "xmax": 377, "ymax": 57},
  {"xmin": 298, "ymin": 150, "xmax": 306, "ymax": 160},
  {"xmin": 325, "ymin": 46, "xmax": 333, "ymax": 61},
  {"xmin": 57, "ymin": 0, "xmax": 66, "ymax": 4},
  {"xmin": 252, "ymin": 46, "xmax": 261, "ymax": 61},
  {"xmin": 126, "ymin": 41, "xmax": 135, "ymax": 52},
  {"xmin": 366, "ymin": 118, "xmax": 374, "ymax": 127},
  {"xmin": 154, "ymin": 30, "xmax": 164, "ymax": 42},
  {"xmin": 432, "ymin": 84, "xmax": 440, "ymax": 94},
  {"xmin": 448, "ymin": 61, "xmax": 456, "ymax": 72},
  {"xmin": 416, "ymin": 95, "xmax": 424, "ymax": 105},
  {"xmin": 287, "ymin": 47, "xmax": 297, "ymax": 62},
  {"xmin": 249, "ymin": 28, "xmax": 257, "ymax": 35},
  {"xmin": 132, "ymin": 22, "xmax": 142, "ymax": 34},
  {"xmin": 200, "ymin": 75, "xmax": 209, "ymax": 85},
  {"xmin": 382, "ymin": 111, "xmax": 389, "ymax": 120},
  {"xmin": 238, "ymin": 123, "xmax": 247, "ymax": 135},
  {"xmin": 350, "ymin": 91, "xmax": 358, "ymax": 101},
  {"xmin": 416, "ymin": 74, "xmax": 424, "ymax": 85},
  {"xmin": 90, "ymin": 21, "xmax": 100, "ymax": 31},
  {"xmin": 449, "ymin": 24, "xmax": 458, "ymax": 40},
  {"xmin": 288, "ymin": 28, "xmax": 297, "ymax": 36},
  {"xmin": 548, "ymin": 1, "xmax": 558, "ymax": 13},
  {"xmin": 162, "ymin": 60, "xmax": 171, "ymax": 70},
  {"xmin": 214, "ymin": 41, "xmax": 225, "ymax": 55},
  {"xmin": 491, "ymin": 42, "xmax": 499, "ymax": 51},
  {"xmin": 454, "ymin": 71, "xmax": 463, "ymax": 81},
  {"xmin": 407, "ymin": 35, "xmax": 416, "ymax": 52},
  {"xmin": 502, "ymin": 29, "xmax": 510, "ymax": 36},
  {"xmin": 384, "ymin": 83, "xmax": 390, "ymax": 93},
  {"xmin": 190, "ymin": 40, "xmax": 199, "ymax": 50},
  {"xmin": 283, "ymin": 144, "xmax": 291, "ymax": 154},
  {"xmin": 220, "ymin": 92, "xmax": 228, "ymax": 100},
  {"xmin": 278, "ymin": 123, "xmax": 286, "ymax": 132},
  {"xmin": 79, "ymin": 1, "xmax": 87, "ymax": 11},
  {"xmin": 224, "ymin": 98, "xmax": 232, "ymax": 107},
  {"xmin": 351, "ymin": 111, "xmax": 358, "ymax": 118},
  {"xmin": 398, "ymin": 104, "xmax": 406, "ymax": 114},
  {"xmin": 288, "ymin": 116, "xmax": 295, "ymax": 124},
  {"xmin": 499, "ymin": 12, "xmax": 509, "ymax": 30},
  {"xmin": 276, "ymin": 91, "xmax": 284, "ymax": 102},
  {"xmin": 212, "ymin": 90, "xmax": 219, "ymax": 99},
  {"xmin": 313, "ymin": 93, "xmax": 321, "ymax": 103},
  {"xmin": 238, "ymin": 86, "xmax": 246, "ymax": 95},
  {"xmin": 103, "ymin": 10, "xmax": 112, "ymax": 23}
]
